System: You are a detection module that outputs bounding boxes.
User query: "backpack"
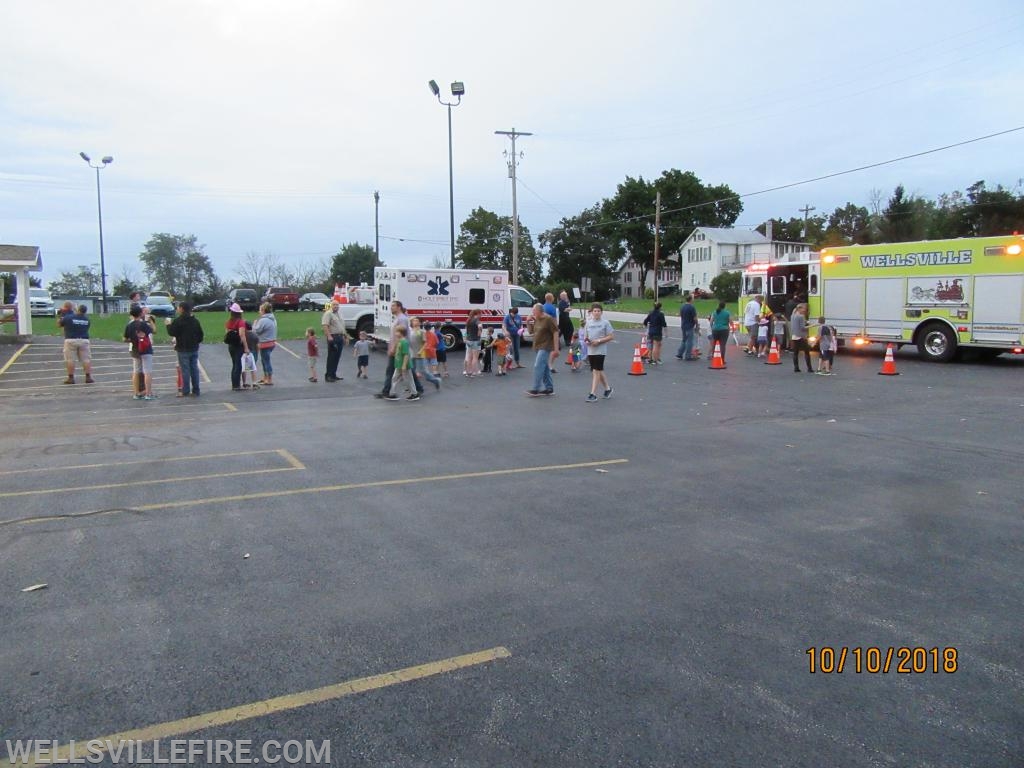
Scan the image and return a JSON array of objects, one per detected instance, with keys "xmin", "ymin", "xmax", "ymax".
[{"xmin": 135, "ymin": 332, "xmax": 152, "ymax": 355}]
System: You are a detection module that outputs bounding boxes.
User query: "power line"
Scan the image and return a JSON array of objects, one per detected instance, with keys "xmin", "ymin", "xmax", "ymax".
[{"xmin": 563, "ymin": 125, "xmax": 1024, "ymax": 233}]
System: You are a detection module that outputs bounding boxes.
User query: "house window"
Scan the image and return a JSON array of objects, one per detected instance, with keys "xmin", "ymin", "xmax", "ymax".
[{"xmin": 625, "ymin": 273, "xmax": 632, "ymax": 283}]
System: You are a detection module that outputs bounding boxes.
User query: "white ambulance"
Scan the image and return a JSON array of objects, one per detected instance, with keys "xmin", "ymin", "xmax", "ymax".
[{"xmin": 373, "ymin": 267, "xmax": 537, "ymax": 349}]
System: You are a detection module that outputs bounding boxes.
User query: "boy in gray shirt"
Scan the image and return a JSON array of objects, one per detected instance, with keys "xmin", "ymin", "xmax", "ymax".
[
  {"xmin": 583, "ymin": 303, "xmax": 615, "ymax": 402},
  {"xmin": 353, "ymin": 331, "xmax": 371, "ymax": 379}
]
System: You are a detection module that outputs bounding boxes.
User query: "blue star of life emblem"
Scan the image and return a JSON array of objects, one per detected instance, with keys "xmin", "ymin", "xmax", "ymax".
[{"xmin": 428, "ymin": 277, "xmax": 450, "ymax": 296}]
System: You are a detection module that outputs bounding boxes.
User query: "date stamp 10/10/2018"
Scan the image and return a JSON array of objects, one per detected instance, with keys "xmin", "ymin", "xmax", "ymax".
[{"xmin": 806, "ymin": 647, "xmax": 958, "ymax": 674}]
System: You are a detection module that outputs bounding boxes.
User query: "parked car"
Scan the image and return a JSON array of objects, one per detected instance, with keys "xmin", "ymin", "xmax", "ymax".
[
  {"xmin": 143, "ymin": 295, "xmax": 176, "ymax": 317},
  {"xmin": 226, "ymin": 288, "xmax": 260, "ymax": 312},
  {"xmin": 14, "ymin": 288, "xmax": 56, "ymax": 316},
  {"xmin": 262, "ymin": 286, "xmax": 300, "ymax": 311},
  {"xmin": 148, "ymin": 290, "xmax": 174, "ymax": 301},
  {"xmin": 193, "ymin": 298, "xmax": 227, "ymax": 312},
  {"xmin": 298, "ymin": 292, "xmax": 331, "ymax": 311}
]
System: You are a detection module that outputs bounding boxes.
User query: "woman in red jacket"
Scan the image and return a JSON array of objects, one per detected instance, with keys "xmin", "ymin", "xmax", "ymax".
[{"xmin": 224, "ymin": 303, "xmax": 249, "ymax": 390}]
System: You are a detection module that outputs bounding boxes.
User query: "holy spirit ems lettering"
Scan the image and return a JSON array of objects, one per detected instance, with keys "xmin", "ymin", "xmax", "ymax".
[{"xmin": 859, "ymin": 250, "xmax": 973, "ymax": 268}]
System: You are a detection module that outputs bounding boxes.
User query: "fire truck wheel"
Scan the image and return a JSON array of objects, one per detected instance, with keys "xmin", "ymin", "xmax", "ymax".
[{"xmin": 917, "ymin": 323, "xmax": 956, "ymax": 362}]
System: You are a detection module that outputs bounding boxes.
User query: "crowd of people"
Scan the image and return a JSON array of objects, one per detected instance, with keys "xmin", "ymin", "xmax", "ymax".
[{"xmin": 52, "ymin": 289, "xmax": 839, "ymax": 401}]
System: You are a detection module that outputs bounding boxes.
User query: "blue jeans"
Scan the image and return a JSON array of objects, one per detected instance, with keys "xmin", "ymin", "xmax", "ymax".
[
  {"xmin": 677, "ymin": 326, "xmax": 695, "ymax": 359},
  {"xmin": 177, "ymin": 349, "xmax": 200, "ymax": 395},
  {"xmin": 259, "ymin": 345, "xmax": 273, "ymax": 377},
  {"xmin": 532, "ymin": 349, "xmax": 553, "ymax": 391},
  {"xmin": 229, "ymin": 346, "xmax": 243, "ymax": 389},
  {"xmin": 413, "ymin": 357, "xmax": 440, "ymax": 385}
]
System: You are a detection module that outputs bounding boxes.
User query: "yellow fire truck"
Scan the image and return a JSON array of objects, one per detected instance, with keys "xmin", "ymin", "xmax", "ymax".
[{"xmin": 819, "ymin": 234, "xmax": 1024, "ymax": 361}]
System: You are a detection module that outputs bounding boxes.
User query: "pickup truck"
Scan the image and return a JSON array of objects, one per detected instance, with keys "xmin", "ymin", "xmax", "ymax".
[{"xmin": 262, "ymin": 287, "xmax": 299, "ymax": 311}]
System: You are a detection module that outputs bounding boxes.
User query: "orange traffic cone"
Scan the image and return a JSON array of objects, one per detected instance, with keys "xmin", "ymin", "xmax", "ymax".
[
  {"xmin": 878, "ymin": 343, "xmax": 900, "ymax": 375},
  {"xmin": 627, "ymin": 344, "xmax": 647, "ymax": 376},
  {"xmin": 565, "ymin": 347, "xmax": 573, "ymax": 365},
  {"xmin": 764, "ymin": 337, "xmax": 781, "ymax": 365},
  {"xmin": 708, "ymin": 341, "xmax": 726, "ymax": 370},
  {"xmin": 176, "ymin": 364, "xmax": 183, "ymax": 391},
  {"xmin": 332, "ymin": 283, "xmax": 345, "ymax": 303},
  {"xmin": 639, "ymin": 336, "xmax": 650, "ymax": 361}
]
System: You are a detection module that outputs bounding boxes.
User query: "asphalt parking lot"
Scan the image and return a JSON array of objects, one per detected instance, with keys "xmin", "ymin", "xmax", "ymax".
[{"xmin": 0, "ymin": 331, "xmax": 1022, "ymax": 767}]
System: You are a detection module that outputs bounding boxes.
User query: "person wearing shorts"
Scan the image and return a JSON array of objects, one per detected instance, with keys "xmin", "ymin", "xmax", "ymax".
[
  {"xmin": 435, "ymin": 329, "xmax": 449, "ymax": 377},
  {"xmin": 463, "ymin": 309, "xmax": 482, "ymax": 376},
  {"xmin": 58, "ymin": 303, "xmax": 94, "ymax": 384},
  {"xmin": 123, "ymin": 305, "xmax": 156, "ymax": 399},
  {"xmin": 583, "ymin": 303, "xmax": 615, "ymax": 402}
]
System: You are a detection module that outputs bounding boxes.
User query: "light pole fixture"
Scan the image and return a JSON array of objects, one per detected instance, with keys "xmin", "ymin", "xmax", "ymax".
[
  {"xmin": 428, "ymin": 79, "xmax": 464, "ymax": 269},
  {"xmin": 79, "ymin": 152, "xmax": 113, "ymax": 314}
]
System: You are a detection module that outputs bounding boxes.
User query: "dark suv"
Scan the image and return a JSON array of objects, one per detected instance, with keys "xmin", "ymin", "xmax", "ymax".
[{"xmin": 226, "ymin": 288, "xmax": 260, "ymax": 312}]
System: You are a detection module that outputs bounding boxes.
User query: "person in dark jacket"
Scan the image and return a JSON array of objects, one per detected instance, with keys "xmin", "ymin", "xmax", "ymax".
[
  {"xmin": 167, "ymin": 301, "xmax": 205, "ymax": 397},
  {"xmin": 643, "ymin": 302, "xmax": 668, "ymax": 365}
]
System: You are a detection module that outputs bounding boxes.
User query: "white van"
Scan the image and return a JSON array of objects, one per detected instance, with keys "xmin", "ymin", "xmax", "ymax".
[{"xmin": 373, "ymin": 267, "xmax": 537, "ymax": 348}]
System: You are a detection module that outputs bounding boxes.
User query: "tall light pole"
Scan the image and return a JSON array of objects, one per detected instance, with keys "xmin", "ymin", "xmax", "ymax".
[
  {"xmin": 429, "ymin": 79, "xmax": 464, "ymax": 269},
  {"xmin": 374, "ymin": 190, "xmax": 381, "ymax": 264},
  {"xmin": 79, "ymin": 152, "xmax": 113, "ymax": 314},
  {"xmin": 495, "ymin": 128, "xmax": 532, "ymax": 286}
]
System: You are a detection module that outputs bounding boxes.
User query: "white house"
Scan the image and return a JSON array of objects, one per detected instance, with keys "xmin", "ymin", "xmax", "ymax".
[
  {"xmin": 677, "ymin": 227, "xmax": 809, "ymax": 293},
  {"xmin": 614, "ymin": 257, "xmax": 679, "ymax": 298}
]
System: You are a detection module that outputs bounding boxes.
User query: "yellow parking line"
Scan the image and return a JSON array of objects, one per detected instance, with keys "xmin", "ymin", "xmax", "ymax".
[
  {"xmin": 222, "ymin": 402, "xmax": 238, "ymax": 412},
  {"xmin": 146, "ymin": 459, "xmax": 626, "ymax": 513},
  {"xmin": 0, "ymin": 343, "xmax": 30, "ymax": 376},
  {"xmin": 0, "ymin": 646, "xmax": 511, "ymax": 768},
  {"xmin": 0, "ymin": 465, "xmax": 301, "ymax": 500},
  {"xmin": 277, "ymin": 448, "xmax": 306, "ymax": 470},
  {"xmin": 0, "ymin": 449, "xmax": 292, "ymax": 477},
  {"xmin": 275, "ymin": 342, "xmax": 302, "ymax": 360}
]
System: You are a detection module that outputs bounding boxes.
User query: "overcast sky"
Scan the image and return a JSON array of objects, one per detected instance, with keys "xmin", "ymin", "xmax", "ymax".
[{"xmin": 2, "ymin": 0, "xmax": 1022, "ymax": 287}]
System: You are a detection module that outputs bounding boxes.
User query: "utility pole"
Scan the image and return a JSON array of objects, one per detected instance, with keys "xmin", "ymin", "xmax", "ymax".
[
  {"xmin": 653, "ymin": 191, "xmax": 662, "ymax": 300},
  {"xmin": 495, "ymin": 128, "xmax": 533, "ymax": 285},
  {"xmin": 799, "ymin": 204, "xmax": 816, "ymax": 240},
  {"xmin": 373, "ymin": 191, "xmax": 380, "ymax": 264}
]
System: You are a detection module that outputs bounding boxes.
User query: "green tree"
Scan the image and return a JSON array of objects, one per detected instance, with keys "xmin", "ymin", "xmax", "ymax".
[
  {"xmin": 330, "ymin": 243, "xmax": 379, "ymax": 285},
  {"xmin": 456, "ymin": 207, "xmax": 543, "ymax": 285},
  {"xmin": 540, "ymin": 205, "xmax": 615, "ymax": 293},
  {"xmin": 601, "ymin": 170, "xmax": 742, "ymax": 290},
  {"xmin": 49, "ymin": 265, "xmax": 101, "ymax": 296},
  {"xmin": 757, "ymin": 216, "xmax": 825, "ymax": 245},
  {"xmin": 138, "ymin": 233, "xmax": 218, "ymax": 298},
  {"xmin": 879, "ymin": 185, "xmax": 934, "ymax": 243},
  {"xmin": 821, "ymin": 203, "xmax": 873, "ymax": 246},
  {"xmin": 960, "ymin": 181, "xmax": 1024, "ymax": 236},
  {"xmin": 709, "ymin": 270, "xmax": 741, "ymax": 302}
]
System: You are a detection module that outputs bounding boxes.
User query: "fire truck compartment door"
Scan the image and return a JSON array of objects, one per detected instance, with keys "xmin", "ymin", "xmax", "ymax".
[
  {"xmin": 972, "ymin": 275, "xmax": 1023, "ymax": 343},
  {"xmin": 865, "ymin": 278, "xmax": 903, "ymax": 338},
  {"xmin": 823, "ymin": 278, "xmax": 863, "ymax": 336}
]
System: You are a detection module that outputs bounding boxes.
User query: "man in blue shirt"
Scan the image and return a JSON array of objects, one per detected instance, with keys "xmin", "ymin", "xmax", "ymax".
[
  {"xmin": 57, "ymin": 303, "xmax": 94, "ymax": 384},
  {"xmin": 675, "ymin": 295, "xmax": 700, "ymax": 361},
  {"xmin": 542, "ymin": 293, "xmax": 557, "ymax": 320}
]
